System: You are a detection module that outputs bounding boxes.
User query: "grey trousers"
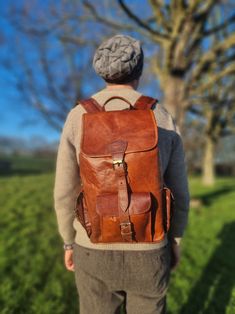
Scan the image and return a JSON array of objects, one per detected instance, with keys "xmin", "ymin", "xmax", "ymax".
[{"xmin": 73, "ymin": 243, "xmax": 171, "ymax": 314}]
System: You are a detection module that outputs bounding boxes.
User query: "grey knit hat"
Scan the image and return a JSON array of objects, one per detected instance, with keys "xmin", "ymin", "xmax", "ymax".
[{"xmin": 93, "ymin": 34, "xmax": 144, "ymax": 83}]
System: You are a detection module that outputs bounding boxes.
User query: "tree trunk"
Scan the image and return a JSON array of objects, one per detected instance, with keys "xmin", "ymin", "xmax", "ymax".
[
  {"xmin": 202, "ymin": 134, "xmax": 216, "ymax": 186},
  {"xmin": 162, "ymin": 75, "xmax": 186, "ymax": 131}
]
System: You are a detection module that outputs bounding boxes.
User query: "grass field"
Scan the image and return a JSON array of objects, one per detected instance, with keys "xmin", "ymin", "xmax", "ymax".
[{"xmin": 0, "ymin": 173, "xmax": 235, "ymax": 314}]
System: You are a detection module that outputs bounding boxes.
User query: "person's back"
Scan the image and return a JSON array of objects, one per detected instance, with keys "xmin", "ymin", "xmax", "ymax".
[{"xmin": 54, "ymin": 35, "xmax": 190, "ymax": 314}]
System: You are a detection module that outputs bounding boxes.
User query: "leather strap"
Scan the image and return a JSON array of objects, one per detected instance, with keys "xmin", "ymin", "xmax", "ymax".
[
  {"xmin": 109, "ymin": 140, "xmax": 133, "ymax": 242},
  {"xmin": 79, "ymin": 98, "xmax": 103, "ymax": 113},
  {"xmin": 82, "ymin": 194, "xmax": 92, "ymax": 237},
  {"xmin": 103, "ymin": 96, "xmax": 134, "ymax": 111},
  {"xmin": 134, "ymin": 96, "xmax": 158, "ymax": 110},
  {"xmin": 114, "ymin": 163, "xmax": 129, "ymax": 212},
  {"xmin": 115, "ymin": 163, "xmax": 133, "ymax": 242},
  {"xmin": 79, "ymin": 95, "xmax": 157, "ymax": 112}
]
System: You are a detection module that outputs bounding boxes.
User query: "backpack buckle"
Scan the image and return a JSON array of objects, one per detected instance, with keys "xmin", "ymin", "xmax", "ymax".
[
  {"xmin": 113, "ymin": 159, "xmax": 124, "ymax": 169},
  {"xmin": 120, "ymin": 222, "xmax": 132, "ymax": 236}
]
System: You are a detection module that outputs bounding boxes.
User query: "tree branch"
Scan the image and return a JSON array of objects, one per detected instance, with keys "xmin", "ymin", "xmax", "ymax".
[
  {"xmin": 165, "ymin": 5, "xmax": 194, "ymax": 71},
  {"xmin": 150, "ymin": 51, "xmax": 165, "ymax": 78},
  {"xmin": 58, "ymin": 35, "xmax": 96, "ymax": 46},
  {"xmin": 8, "ymin": 12, "xmax": 88, "ymax": 37},
  {"xmin": 195, "ymin": 0, "xmax": 218, "ymax": 18},
  {"xmin": 118, "ymin": 0, "xmax": 169, "ymax": 42},
  {"xmin": 193, "ymin": 64, "xmax": 235, "ymax": 94},
  {"xmin": 149, "ymin": 0, "xmax": 172, "ymax": 33},
  {"xmin": 189, "ymin": 33, "xmax": 235, "ymax": 84},
  {"xmin": 187, "ymin": 0, "xmax": 203, "ymax": 14},
  {"xmin": 81, "ymin": 0, "xmax": 165, "ymax": 43},
  {"xmin": 170, "ymin": 0, "xmax": 187, "ymax": 13},
  {"xmin": 38, "ymin": 44, "xmax": 68, "ymax": 112},
  {"xmin": 203, "ymin": 13, "xmax": 235, "ymax": 36},
  {"xmin": 82, "ymin": 0, "xmax": 135, "ymax": 31}
]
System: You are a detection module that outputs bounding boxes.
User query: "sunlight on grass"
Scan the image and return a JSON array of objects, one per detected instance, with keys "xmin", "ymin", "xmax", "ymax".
[
  {"xmin": 168, "ymin": 177, "xmax": 235, "ymax": 314},
  {"xmin": 0, "ymin": 175, "xmax": 234, "ymax": 313}
]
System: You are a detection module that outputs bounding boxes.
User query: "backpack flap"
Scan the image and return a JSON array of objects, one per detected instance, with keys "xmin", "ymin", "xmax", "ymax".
[{"xmin": 80, "ymin": 109, "xmax": 158, "ymax": 157}]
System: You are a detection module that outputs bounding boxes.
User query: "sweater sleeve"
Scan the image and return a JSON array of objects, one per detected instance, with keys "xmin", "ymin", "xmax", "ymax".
[
  {"xmin": 164, "ymin": 133, "xmax": 190, "ymax": 238},
  {"xmin": 53, "ymin": 110, "xmax": 80, "ymax": 244}
]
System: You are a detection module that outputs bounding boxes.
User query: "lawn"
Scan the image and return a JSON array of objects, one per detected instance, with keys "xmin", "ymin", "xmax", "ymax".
[
  {"xmin": 168, "ymin": 177, "xmax": 235, "ymax": 314},
  {"xmin": 0, "ymin": 174, "xmax": 234, "ymax": 314},
  {"xmin": 0, "ymin": 174, "xmax": 78, "ymax": 314}
]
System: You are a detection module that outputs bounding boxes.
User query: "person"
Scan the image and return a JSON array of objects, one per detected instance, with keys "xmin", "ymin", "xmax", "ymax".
[{"xmin": 54, "ymin": 34, "xmax": 190, "ymax": 314}]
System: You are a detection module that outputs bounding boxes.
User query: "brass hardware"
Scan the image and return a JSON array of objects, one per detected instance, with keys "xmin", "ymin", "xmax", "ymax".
[{"xmin": 113, "ymin": 159, "xmax": 123, "ymax": 165}]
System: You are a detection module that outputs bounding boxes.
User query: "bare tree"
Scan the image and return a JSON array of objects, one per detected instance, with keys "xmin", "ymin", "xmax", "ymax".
[
  {"xmin": 83, "ymin": 0, "xmax": 235, "ymax": 129},
  {"xmin": 2, "ymin": 1, "xmax": 235, "ymax": 184},
  {"xmin": 4, "ymin": 1, "xmax": 235, "ymax": 129},
  {"xmin": 189, "ymin": 77, "xmax": 235, "ymax": 185},
  {"xmin": 81, "ymin": 0, "xmax": 235, "ymax": 184},
  {"xmin": 2, "ymin": 1, "xmax": 110, "ymax": 130}
]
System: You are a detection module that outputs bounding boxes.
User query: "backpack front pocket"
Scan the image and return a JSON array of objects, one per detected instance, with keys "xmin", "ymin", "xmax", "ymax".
[{"xmin": 96, "ymin": 192, "xmax": 153, "ymax": 242}]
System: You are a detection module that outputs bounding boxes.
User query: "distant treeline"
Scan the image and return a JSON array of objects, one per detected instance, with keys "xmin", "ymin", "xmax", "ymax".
[
  {"xmin": 0, "ymin": 135, "xmax": 58, "ymax": 157},
  {"xmin": 0, "ymin": 154, "xmax": 56, "ymax": 176}
]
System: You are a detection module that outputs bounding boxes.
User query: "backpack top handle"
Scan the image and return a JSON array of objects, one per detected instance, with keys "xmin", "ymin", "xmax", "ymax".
[
  {"xmin": 103, "ymin": 95, "xmax": 158, "ymax": 111},
  {"xmin": 103, "ymin": 96, "xmax": 134, "ymax": 111},
  {"xmin": 79, "ymin": 95, "xmax": 158, "ymax": 113}
]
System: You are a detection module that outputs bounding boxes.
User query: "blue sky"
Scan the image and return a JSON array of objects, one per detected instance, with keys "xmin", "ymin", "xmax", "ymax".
[
  {"xmin": 0, "ymin": 83, "xmax": 60, "ymax": 142},
  {"xmin": 1, "ymin": 1, "xmax": 233, "ymax": 145},
  {"xmin": 0, "ymin": 68, "xmax": 60, "ymax": 142},
  {"xmin": 0, "ymin": 2, "xmax": 65, "ymax": 143},
  {"xmin": 0, "ymin": 1, "xmax": 157, "ymax": 144}
]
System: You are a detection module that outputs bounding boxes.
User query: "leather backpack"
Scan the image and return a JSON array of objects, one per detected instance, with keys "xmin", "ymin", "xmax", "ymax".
[{"xmin": 74, "ymin": 95, "xmax": 173, "ymax": 243}]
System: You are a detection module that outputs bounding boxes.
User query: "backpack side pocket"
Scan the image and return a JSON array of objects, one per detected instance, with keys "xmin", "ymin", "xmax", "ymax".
[
  {"xmin": 74, "ymin": 191, "xmax": 92, "ymax": 237},
  {"xmin": 163, "ymin": 187, "xmax": 174, "ymax": 232}
]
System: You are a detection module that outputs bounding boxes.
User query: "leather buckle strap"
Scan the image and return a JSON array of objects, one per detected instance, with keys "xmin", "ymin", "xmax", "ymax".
[
  {"xmin": 120, "ymin": 221, "xmax": 133, "ymax": 242},
  {"xmin": 115, "ymin": 164, "xmax": 129, "ymax": 212},
  {"xmin": 134, "ymin": 96, "xmax": 158, "ymax": 110},
  {"xmin": 109, "ymin": 140, "xmax": 129, "ymax": 212},
  {"xmin": 109, "ymin": 140, "xmax": 133, "ymax": 242},
  {"xmin": 113, "ymin": 160, "xmax": 127, "ymax": 175},
  {"xmin": 109, "ymin": 141, "xmax": 128, "ymax": 164}
]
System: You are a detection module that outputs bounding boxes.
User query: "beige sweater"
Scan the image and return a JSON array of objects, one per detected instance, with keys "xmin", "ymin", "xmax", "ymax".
[{"xmin": 53, "ymin": 87, "xmax": 190, "ymax": 250}]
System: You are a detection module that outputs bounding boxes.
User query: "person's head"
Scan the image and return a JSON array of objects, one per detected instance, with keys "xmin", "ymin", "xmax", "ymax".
[{"xmin": 93, "ymin": 34, "xmax": 144, "ymax": 89}]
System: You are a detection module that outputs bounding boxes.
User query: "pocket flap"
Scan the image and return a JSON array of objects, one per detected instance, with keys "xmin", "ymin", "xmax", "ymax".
[{"xmin": 96, "ymin": 192, "xmax": 151, "ymax": 216}]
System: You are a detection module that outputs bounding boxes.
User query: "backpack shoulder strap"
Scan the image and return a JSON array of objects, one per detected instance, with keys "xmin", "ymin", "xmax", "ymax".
[
  {"xmin": 78, "ymin": 98, "xmax": 103, "ymax": 113},
  {"xmin": 134, "ymin": 95, "xmax": 158, "ymax": 110}
]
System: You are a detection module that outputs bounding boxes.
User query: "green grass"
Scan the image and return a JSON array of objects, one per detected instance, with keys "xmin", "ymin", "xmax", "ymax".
[
  {"xmin": 0, "ymin": 174, "xmax": 78, "ymax": 314},
  {"xmin": 0, "ymin": 174, "xmax": 234, "ymax": 314},
  {"xmin": 168, "ymin": 177, "xmax": 235, "ymax": 314}
]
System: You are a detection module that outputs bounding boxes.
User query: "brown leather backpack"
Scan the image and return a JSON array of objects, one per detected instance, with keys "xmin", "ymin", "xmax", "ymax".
[{"xmin": 74, "ymin": 95, "xmax": 173, "ymax": 243}]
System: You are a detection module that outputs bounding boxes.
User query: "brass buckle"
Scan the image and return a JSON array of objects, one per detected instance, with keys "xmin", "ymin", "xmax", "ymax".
[
  {"xmin": 120, "ymin": 222, "xmax": 131, "ymax": 228},
  {"xmin": 113, "ymin": 159, "xmax": 124, "ymax": 169},
  {"xmin": 120, "ymin": 222, "xmax": 132, "ymax": 235}
]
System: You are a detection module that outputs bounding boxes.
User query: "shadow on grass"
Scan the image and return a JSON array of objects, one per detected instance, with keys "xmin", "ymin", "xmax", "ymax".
[
  {"xmin": 197, "ymin": 186, "xmax": 234, "ymax": 206},
  {"xmin": 180, "ymin": 221, "xmax": 235, "ymax": 314}
]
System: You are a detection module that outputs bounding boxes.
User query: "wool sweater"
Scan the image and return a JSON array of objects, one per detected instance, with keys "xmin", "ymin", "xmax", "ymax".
[{"xmin": 53, "ymin": 87, "xmax": 190, "ymax": 250}]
